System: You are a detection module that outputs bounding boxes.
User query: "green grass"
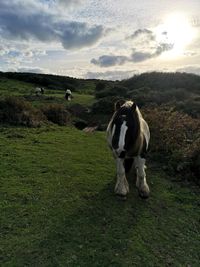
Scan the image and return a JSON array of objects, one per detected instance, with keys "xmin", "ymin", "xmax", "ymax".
[
  {"xmin": 0, "ymin": 78, "xmax": 95, "ymax": 107},
  {"xmin": 0, "ymin": 126, "xmax": 199, "ymax": 267},
  {"xmin": 0, "ymin": 78, "xmax": 35, "ymax": 96}
]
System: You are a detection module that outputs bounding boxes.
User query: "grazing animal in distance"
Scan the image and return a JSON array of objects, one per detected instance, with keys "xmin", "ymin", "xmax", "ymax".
[
  {"xmin": 35, "ymin": 87, "xmax": 44, "ymax": 96},
  {"xmin": 65, "ymin": 89, "xmax": 72, "ymax": 101},
  {"xmin": 107, "ymin": 100, "xmax": 150, "ymax": 199}
]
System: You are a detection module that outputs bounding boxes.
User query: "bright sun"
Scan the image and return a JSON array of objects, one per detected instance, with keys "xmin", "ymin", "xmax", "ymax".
[{"xmin": 155, "ymin": 13, "xmax": 197, "ymax": 58}]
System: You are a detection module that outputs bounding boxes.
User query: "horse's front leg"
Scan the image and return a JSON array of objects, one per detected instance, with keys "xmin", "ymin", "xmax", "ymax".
[
  {"xmin": 115, "ymin": 158, "xmax": 129, "ymax": 196},
  {"xmin": 134, "ymin": 156, "xmax": 150, "ymax": 198}
]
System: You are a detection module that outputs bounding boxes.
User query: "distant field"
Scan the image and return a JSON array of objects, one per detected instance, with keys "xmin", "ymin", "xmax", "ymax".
[
  {"xmin": 0, "ymin": 78, "xmax": 95, "ymax": 107},
  {"xmin": 0, "ymin": 78, "xmax": 34, "ymax": 96},
  {"xmin": 0, "ymin": 126, "xmax": 200, "ymax": 267}
]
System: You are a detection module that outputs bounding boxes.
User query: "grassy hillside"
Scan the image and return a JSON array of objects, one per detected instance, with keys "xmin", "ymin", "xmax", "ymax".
[
  {"xmin": 0, "ymin": 77, "xmax": 35, "ymax": 96},
  {"xmin": 1, "ymin": 70, "xmax": 200, "ymax": 117},
  {"xmin": 0, "ymin": 72, "xmax": 98, "ymax": 94},
  {"xmin": 0, "ymin": 126, "xmax": 200, "ymax": 267},
  {"xmin": 0, "ymin": 77, "xmax": 95, "ymax": 107},
  {"xmin": 121, "ymin": 72, "xmax": 200, "ymax": 93}
]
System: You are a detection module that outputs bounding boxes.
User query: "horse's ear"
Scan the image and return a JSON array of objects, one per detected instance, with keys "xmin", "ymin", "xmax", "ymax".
[
  {"xmin": 132, "ymin": 101, "xmax": 137, "ymax": 112},
  {"xmin": 115, "ymin": 100, "xmax": 121, "ymax": 111},
  {"xmin": 115, "ymin": 100, "xmax": 124, "ymax": 111}
]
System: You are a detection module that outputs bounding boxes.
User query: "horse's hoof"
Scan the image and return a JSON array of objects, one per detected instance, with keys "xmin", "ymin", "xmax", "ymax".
[
  {"xmin": 138, "ymin": 188, "xmax": 150, "ymax": 199},
  {"xmin": 114, "ymin": 185, "xmax": 129, "ymax": 197}
]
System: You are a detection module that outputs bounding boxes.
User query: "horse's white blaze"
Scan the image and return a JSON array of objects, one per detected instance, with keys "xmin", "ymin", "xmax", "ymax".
[{"xmin": 117, "ymin": 120, "xmax": 128, "ymax": 153}]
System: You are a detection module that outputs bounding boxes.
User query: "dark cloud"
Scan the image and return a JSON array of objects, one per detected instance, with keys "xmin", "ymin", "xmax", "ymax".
[
  {"xmin": 91, "ymin": 26, "xmax": 174, "ymax": 67},
  {"xmin": 0, "ymin": 0, "xmax": 105, "ymax": 49},
  {"xmin": 131, "ymin": 51, "xmax": 152, "ymax": 62},
  {"xmin": 57, "ymin": 22, "xmax": 104, "ymax": 49},
  {"xmin": 86, "ymin": 70, "xmax": 137, "ymax": 80},
  {"xmin": 91, "ymin": 42, "xmax": 174, "ymax": 67},
  {"xmin": 131, "ymin": 43, "xmax": 173, "ymax": 62},
  {"xmin": 128, "ymin": 29, "xmax": 155, "ymax": 41},
  {"xmin": 91, "ymin": 55, "xmax": 128, "ymax": 67},
  {"xmin": 154, "ymin": 43, "xmax": 174, "ymax": 56}
]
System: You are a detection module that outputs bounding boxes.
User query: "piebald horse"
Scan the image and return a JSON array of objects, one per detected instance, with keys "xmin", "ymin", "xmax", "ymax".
[
  {"xmin": 107, "ymin": 100, "xmax": 150, "ymax": 198},
  {"xmin": 35, "ymin": 87, "xmax": 44, "ymax": 96},
  {"xmin": 65, "ymin": 89, "xmax": 72, "ymax": 101}
]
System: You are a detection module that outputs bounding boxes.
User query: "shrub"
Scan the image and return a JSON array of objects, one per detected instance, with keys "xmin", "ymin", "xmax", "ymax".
[
  {"xmin": 95, "ymin": 85, "xmax": 128, "ymax": 99},
  {"xmin": 41, "ymin": 104, "xmax": 71, "ymax": 126},
  {"xmin": 92, "ymin": 96, "xmax": 124, "ymax": 115},
  {"xmin": 0, "ymin": 96, "xmax": 45, "ymax": 127},
  {"xmin": 95, "ymin": 81, "xmax": 106, "ymax": 92},
  {"xmin": 176, "ymin": 99, "xmax": 200, "ymax": 118},
  {"xmin": 68, "ymin": 104, "xmax": 88, "ymax": 117},
  {"xmin": 143, "ymin": 106, "xmax": 200, "ymax": 184}
]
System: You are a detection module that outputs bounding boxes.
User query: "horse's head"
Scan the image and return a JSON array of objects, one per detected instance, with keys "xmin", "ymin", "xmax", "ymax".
[
  {"xmin": 111, "ymin": 100, "xmax": 138, "ymax": 157},
  {"xmin": 113, "ymin": 100, "xmax": 137, "ymax": 128}
]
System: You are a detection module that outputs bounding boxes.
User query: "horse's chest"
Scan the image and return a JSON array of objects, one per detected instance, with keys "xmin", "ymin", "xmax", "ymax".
[{"xmin": 126, "ymin": 133, "xmax": 143, "ymax": 157}]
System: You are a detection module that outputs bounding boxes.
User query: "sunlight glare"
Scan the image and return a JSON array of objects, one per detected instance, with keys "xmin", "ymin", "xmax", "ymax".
[{"xmin": 155, "ymin": 13, "xmax": 197, "ymax": 58}]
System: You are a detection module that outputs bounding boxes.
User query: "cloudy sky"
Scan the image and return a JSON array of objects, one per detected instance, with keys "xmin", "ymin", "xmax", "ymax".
[{"xmin": 0, "ymin": 0, "xmax": 200, "ymax": 80}]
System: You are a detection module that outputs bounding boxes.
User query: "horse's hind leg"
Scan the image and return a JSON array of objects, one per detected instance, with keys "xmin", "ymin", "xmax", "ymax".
[{"xmin": 134, "ymin": 156, "xmax": 150, "ymax": 198}]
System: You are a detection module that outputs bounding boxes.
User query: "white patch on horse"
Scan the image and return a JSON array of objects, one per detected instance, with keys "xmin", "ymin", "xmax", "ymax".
[
  {"xmin": 123, "ymin": 101, "xmax": 133, "ymax": 108},
  {"xmin": 115, "ymin": 158, "xmax": 129, "ymax": 196},
  {"xmin": 134, "ymin": 156, "xmax": 150, "ymax": 198},
  {"xmin": 117, "ymin": 120, "xmax": 128, "ymax": 155}
]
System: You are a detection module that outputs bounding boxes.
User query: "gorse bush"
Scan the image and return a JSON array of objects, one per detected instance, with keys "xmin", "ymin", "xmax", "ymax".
[
  {"xmin": 176, "ymin": 99, "xmax": 200, "ymax": 118},
  {"xmin": 0, "ymin": 97, "xmax": 71, "ymax": 127},
  {"xmin": 144, "ymin": 107, "xmax": 198, "ymax": 152},
  {"xmin": 0, "ymin": 96, "xmax": 45, "ymax": 127},
  {"xmin": 143, "ymin": 106, "xmax": 200, "ymax": 183},
  {"xmin": 41, "ymin": 104, "xmax": 71, "ymax": 126}
]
